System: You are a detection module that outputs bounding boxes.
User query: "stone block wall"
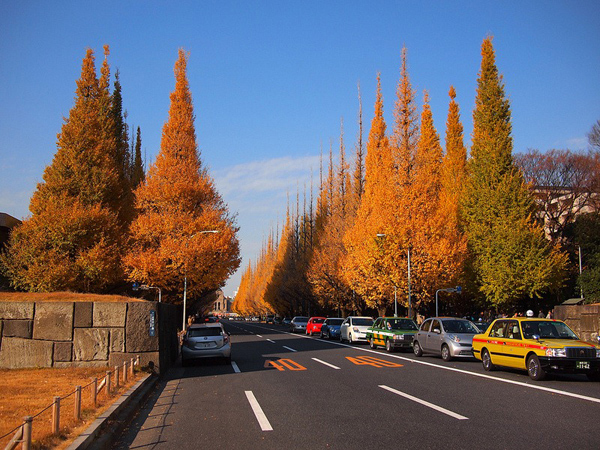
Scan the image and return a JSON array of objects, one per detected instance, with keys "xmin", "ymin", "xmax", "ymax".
[
  {"xmin": 554, "ymin": 303, "xmax": 600, "ymax": 343},
  {"xmin": 0, "ymin": 301, "xmax": 179, "ymax": 373}
]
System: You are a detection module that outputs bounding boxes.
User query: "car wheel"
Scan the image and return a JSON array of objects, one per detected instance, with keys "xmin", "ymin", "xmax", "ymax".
[
  {"xmin": 181, "ymin": 358, "xmax": 189, "ymax": 367},
  {"xmin": 348, "ymin": 333, "xmax": 352, "ymax": 343},
  {"xmin": 586, "ymin": 372, "xmax": 600, "ymax": 381},
  {"xmin": 527, "ymin": 354, "xmax": 546, "ymax": 381},
  {"xmin": 385, "ymin": 339, "xmax": 394, "ymax": 353},
  {"xmin": 413, "ymin": 340, "xmax": 423, "ymax": 357},
  {"xmin": 319, "ymin": 331, "xmax": 324, "ymax": 339},
  {"xmin": 223, "ymin": 356, "xmax": 231, "ymax": 365},
  {"xmin": 441, "ymin": 344, "xmax": 452, "ymax": 361},
  {"xmin": 482, "ymin": 349, "xmax": 495, "ymax": 371},
  {"xmin": 369, "ymin": 338, "xmax": 376, "ymax": 349}
]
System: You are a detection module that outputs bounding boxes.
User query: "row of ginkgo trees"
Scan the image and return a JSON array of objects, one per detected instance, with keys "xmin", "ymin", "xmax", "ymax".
[
  {"xmin": 234, "ymin": 37, "xmax": 566, "ymax": 318},
  {"xmin": 0, "ymin": 48, "xmax": 241, "ymax": 305}
]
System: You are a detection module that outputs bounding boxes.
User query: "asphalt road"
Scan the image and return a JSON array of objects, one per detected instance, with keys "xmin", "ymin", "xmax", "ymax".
[{"xmin": 115, "ymin": 321, "xmax": 600, "ymax": 450}]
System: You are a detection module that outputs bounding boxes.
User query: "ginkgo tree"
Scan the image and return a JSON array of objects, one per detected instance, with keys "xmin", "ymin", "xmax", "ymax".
[
  {"xmin": 124, "ymin": 49, "xmax": 240, "ymax": 304},
  {"xmin": 1, "ymin": 47, "xmax": 128, "ymax": 292}
]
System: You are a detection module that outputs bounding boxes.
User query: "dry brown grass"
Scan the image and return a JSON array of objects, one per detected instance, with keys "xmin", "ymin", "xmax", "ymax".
[
  {"xmin": 0, "ymin": 366, "xmax": 145, "ymax": 449},
  {"xmin": 0, "ymin": 291, "xmax": 145, "ymax": 303}
]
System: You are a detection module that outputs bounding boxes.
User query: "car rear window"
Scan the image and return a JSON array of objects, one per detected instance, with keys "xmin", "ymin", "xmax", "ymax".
[
  {"xmin": 327, "ymin": 319, "xmax": 344, "ymax": 325},
  {"xmin": 353, "ymin": 318, "xmax": 373, "ymax": 326},
  {"xmin": 188, "ymin": 328, "xmax": 222, "ymax": 337}
]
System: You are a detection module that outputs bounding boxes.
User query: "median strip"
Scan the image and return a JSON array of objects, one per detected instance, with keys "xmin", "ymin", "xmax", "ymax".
[
  {"xmin": 245, "ymin": 391, "xmax": 273, "ymax": 431},
  {"xmin": 379, "ymin": 385, "xmax": 468, "ymax": 420}
]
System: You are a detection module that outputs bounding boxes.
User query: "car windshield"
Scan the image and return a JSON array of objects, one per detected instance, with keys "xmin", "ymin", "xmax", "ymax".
[
  {"xmin": 188, "ymin": 328, "xmax": 222, "ymax": 337},
  {"xmin": 521, "ymin": 321, "xmax": 579, "ymax": 339},
  {"xmin": 312, "ymin": 318, "xmax": 325, "ymax": 323},
  {"xmin": 353, "ymin": 318, "xmax": 374, "ymax": 326},
  {"xmin": 442, "ymin": 320, "xmax": 479, "ymax": 334},
  {"xmin": 294, "ymin": 317, "xmax": 309, "ymax": 322},
  {"xmin": 327, "ymin": 319, "xmax": 344, "ymax": 326},
  {"xmin": 388, "ymin": 319, "xmax": 418, "ymax": 330}
]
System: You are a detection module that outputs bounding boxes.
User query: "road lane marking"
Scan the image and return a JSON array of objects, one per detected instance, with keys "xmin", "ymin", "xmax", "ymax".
[
  {"xmin": 256, "ymin": 334, "xmax": 263, "ymax": 338},
  {"xmin": 233, "ymin": 323, "xmax": 600, "ymax": 405},
  {"xmin": 380, "ymin": 385, "xmax": 468, "ymax": 420},
  {"xmin": 245, "ymin": 391, "xmax": 273, "ymax": 431},
  {"xmin": 347, "ymin": 356, "xmax": 403, "ymax": 368},
  {"xmin": 266, "ymin": 359, "xmax": 307, "ymax": 371},
  {"xmin": 312, "ymin": 358, "xmax": 341, "ymax": 370},
  {"xmin": 266, "ymin": 339, "xmax": 276, "ymax": 343},
  {"xmin": 231, "ymin": 361, "xmax": 241, "ymax": 373},
  {"xmin": 282, "ymin": 346, "xmax": 297, "ymax": 352}
]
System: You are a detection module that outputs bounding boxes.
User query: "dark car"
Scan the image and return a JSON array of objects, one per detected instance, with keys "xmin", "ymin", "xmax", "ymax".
[{"xmin": 320, "ymin": 318, "xmax": 344, "ymax": 340}]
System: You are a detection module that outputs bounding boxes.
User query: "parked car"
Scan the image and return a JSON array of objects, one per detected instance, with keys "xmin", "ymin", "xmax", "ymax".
[
  {"xmin": 290, "ymin": 316, "xmax": 310, "ymax": 333},
  {"xmin": 366, "ymin": 317, "xmax": 418, "ymax": 352},
  {"xmin": 306, "ymin": 317, "xmax": 327, "ymax": 336},
  {"xmin": 340, "ymin": 316, "xmax": 374, "ymax": 343},
  {"xmin": 473, "ymin": 317, "xmax": 600, "ymax": 381},
  {"xmin": 320, "ymin": 318, "xmax": 344, "ymax": 340},
  {"xmin": 266, "ymin": 315, "xmax": 275, "ymax": 324},
  {"xmin": 282, "ymin": 317, "xmax": 291, "ymax": 326},
  {"xmin": 413, "ymin": 317, "xmax": 479, "ymax": 361},
  {"xmin": 181, "ymin": 323, "xmax": 231, "ymax": 366}
]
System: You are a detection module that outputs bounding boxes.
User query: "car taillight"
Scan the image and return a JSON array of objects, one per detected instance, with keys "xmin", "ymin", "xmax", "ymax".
[{"xmin": 223, "ymin": 334, "xmax": 229, "ymax": 343}]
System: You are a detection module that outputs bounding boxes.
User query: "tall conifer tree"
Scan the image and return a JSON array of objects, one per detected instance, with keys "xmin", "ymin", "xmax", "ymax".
[
  {"xmin": 1, "ymin": 48, "xmax": 123, "ymax": 292},
  {"xmin": 131, "ymin": 126, "xmax": 145, "ymax": 188},
  {"xmin": 462, "ymin": 37, "xmax": 566, "ymax": 307},
  {"xmin": 124, "ymin": 49, "xmax": 240, "ymax": 305}
]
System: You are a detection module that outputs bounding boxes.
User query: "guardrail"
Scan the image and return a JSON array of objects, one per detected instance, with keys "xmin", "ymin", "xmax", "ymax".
[{"xmin": 1, "ymin": 356, "xmax": 141, "ymax": 450}]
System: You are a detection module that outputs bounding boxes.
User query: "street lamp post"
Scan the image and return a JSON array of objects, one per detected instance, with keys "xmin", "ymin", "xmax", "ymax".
[
  {"xmin": 182, "ymin": 230, "xmax": 219, "ymax": 331},
  {"xmin": 435, "ymin": 286, "xmax": 462, "ymax": 317},
  {"xmin": 376, "ymin": 234, "xmax": 411, "ymax": 319}
]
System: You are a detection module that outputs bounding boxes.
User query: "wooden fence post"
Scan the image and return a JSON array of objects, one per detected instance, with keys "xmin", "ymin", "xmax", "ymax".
[
  {"xmin": 136, "ymin": 355, "xmax": 141, "ymax": 367},
  {"xmin": 123, "ymin": 360, "xmax": 128, "ymax": 383},
  {"xmin": 52, "ymin": 396, "xmax": 60, "ymax": 435},
  {"xmin": 106, "ymin": 371, "xmax": 111, "ymax": 395},
  {"xmin": 92, "ymin": 377, "xmax": 98, "ymax": 407},
  {"xmin": 22, "ymin": 416, "xmax": 32, "ymax": 450},
  {"xmin": 115, "ymin": 366, "xmax": 120, "ymax": 389},
  {"xmin": 129, "ymin": 358, "xmax": 134, "ymax": 378},
  {"xmin": 75, "ymin": 385, "xmax": 82, "ymax": 421}
]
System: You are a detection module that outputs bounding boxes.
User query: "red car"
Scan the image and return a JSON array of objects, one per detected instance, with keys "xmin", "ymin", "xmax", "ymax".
[{"xmin": 306, "ymin": 317, "xmax": 327, "ymax": 336}]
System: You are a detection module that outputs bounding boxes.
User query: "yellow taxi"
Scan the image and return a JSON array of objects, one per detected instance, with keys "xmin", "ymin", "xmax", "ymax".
[{"xmin": 472, "ymin": 317, "xmax": 600, "ymax": 381}]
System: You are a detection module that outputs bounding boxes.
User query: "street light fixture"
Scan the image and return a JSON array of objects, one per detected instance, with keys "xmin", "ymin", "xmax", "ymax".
[
  {"xmin": 182, "ymin": 230, "xmax": 219, "ymax": 331},
  {"xmin": 435, "ymin": 286, "xmax": 462, "ymax": 317}
]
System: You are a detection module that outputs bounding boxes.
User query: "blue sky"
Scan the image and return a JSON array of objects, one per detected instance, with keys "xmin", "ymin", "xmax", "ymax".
[{"xmin": 1, "ymin": 1, "xmax": 599, "ymax": 297}]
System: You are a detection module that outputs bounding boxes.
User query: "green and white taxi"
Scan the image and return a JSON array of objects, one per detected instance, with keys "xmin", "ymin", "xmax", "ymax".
[{"xmin": 366, "ymin": 317, "xmax": 419, "ymax": 352}]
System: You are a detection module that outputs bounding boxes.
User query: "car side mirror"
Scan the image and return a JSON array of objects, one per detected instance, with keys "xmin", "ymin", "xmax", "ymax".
[
  {"xmin": 597, "ymin": 336, "xmax": 600, "ymax": 345},
  {"xmin": 433, "ymin": 328, "xmax": 441, "ymax": 334},
  {"xmin": 532, "ymin": 334, "xmax": 541, "ymax": 341}
]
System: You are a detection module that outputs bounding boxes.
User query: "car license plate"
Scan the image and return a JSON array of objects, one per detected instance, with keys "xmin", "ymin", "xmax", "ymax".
[{"xmin": 576, "ymin": 361, "xmax": 590, "ymax": 370}]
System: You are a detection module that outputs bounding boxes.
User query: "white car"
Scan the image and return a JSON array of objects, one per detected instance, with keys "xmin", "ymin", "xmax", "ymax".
[{"xmin": 340, "ymin": 316, "xmax": 374, "ymax": 343}]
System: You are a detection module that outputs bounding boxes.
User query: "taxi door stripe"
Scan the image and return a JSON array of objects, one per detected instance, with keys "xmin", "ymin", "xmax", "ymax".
[{"xmin": 380, "ymin": 385, "xmax": 468, "ymax": 420}]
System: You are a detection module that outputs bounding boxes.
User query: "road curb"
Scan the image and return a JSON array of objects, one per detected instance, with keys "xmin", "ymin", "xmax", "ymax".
[{"xmin": 66, "ymin": 372, "xmax": 158, "ymax": 450}]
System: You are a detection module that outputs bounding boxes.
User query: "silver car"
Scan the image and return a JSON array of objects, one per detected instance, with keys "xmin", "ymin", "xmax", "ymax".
[
  {"xmin": 181, "ymin": 323, "xmax": 231, "ymax": 366},
  {"xmin": 290, "ymin": 316, "xmax": 310, "ymax": 333},
  {"xmin": 413, "ymin": 317, "xmax": 478, "ymax": 361}
]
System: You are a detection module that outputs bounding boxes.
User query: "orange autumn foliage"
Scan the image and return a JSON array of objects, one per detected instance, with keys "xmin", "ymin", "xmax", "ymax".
[{"xmin": 124, "ymin": 49, "xmax": 240, "ymax": 304}]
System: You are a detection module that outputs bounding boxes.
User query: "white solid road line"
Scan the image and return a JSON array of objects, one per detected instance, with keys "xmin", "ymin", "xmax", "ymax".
[
  {"xmin": 245, "ymin": 391, "xmax": 273, "ymax": 431},
  {"xmin": 231, "ymin": 361, "xmax": 241, "ymax": 373},
  {"xmin": 379, "ymin": 385, "xmax": 469, "ymax": 420},
  {"xmin": 282, "ymin": 346, "xmax": 297, "ymax": 352},
  {"xmin": 266, "ymin": 339, "xmax": 276, "ymax": 343},
  {"xmin": 312, "ymin": 358, "xmax": 341, "ymax": 370}
]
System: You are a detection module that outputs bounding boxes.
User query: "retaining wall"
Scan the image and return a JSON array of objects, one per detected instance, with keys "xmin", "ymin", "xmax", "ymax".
[
  {"xmin": 554, "ymin": 303, "xmax": 600, "ymax": 343},
  {"xmin": 0, "ymin": 300, "xmax": 179, "ymax": 373}
]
